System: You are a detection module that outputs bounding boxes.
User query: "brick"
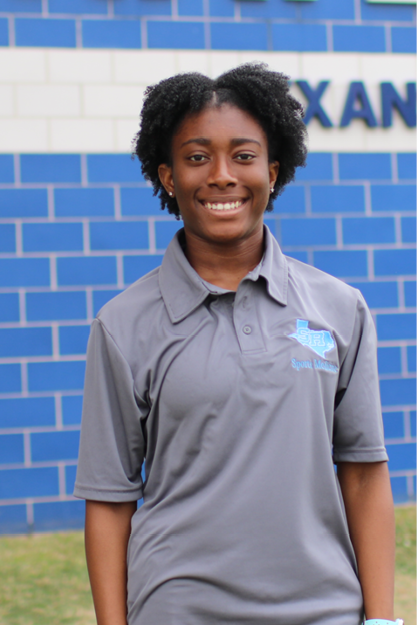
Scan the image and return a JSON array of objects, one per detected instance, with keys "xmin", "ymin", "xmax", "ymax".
[
  {"xmin": 342, "ymin": 217, "xmax": 395, "ymax": 245},
  {"xmin": 92, "ymin": 289, "xmax": 123, "ymax": 316},
  {"xmin": 284, "ymin": 251, "xmax": 309, "ymax": 264},
  {"xmin": 26, "ymin": 291, "xmax": 87, "ymax": 322},
  {"xmin": 0, "ymin": 328, "xmax": 52, "ymax": 358},
  {"xmin": 49, "ymin": 0, "xmax": 108, "ymax": 13},
  {"xmin": 263, "ymin": 217, "xmax": 277, "ymax": 238},
  {"xmin": 62, "ymin": 395, "xmax": 83, "ymax": 426},
  {"xmin": 392, "ymin": 27, "xmax": 416, "ymax": 54},
  {"xmin": 33, "ymin": 500, "xmax": 85, "ymax": 532},
  {"xmin": 0, "ymin": 189, "xmax": 48, "ymax": 218},
  {"xmin": 114, "ymin": 0, "xmax": 171, "ymax": 16},
  {"xmin": 404, "ymin": 281, "xmax": 416, "ymax": 307},
  {"xmin": 0, "ymin": 504, "xmax": 27, "ymax": 534},
  {"xmin": 371, "ymin": 185, "xmax": 415, "ymax": 212},
  {"xmin": 0, "ymin": 259, "xmax": 50, "ymax": 287},
  {"xmin": 23, "ymin": 223, "xmax": 83, "ymax": 253},
  {"xmin": 178, "ymin": 0, "xmax": 204, "ymax": 16},
  {"xmin": 240, "ymin": 0, "xmax": 296, "ymax": 18},
  {"xmin": 54, "ymin": 188, "xmax": 114, "ymax": 218},
  {"xmin": 339, "ymin": 154, "xmax": 391, "ymax": 181},
  {"xmin": 386, "ymin": 442, "xmax": 416, "ymax": 471},
  {"xmin": 374, "ymin": 249, "xmax": 416, "ymax": 277},
  {"xmin": 281, "ymin": 218, "xmax": 336, "ymax": 247},
  {"xmin": 0, "ymin": 155, "xmax": 13, "ymax": 183},
  {"xmin": 0, "ymin": 467, "xmax": 59, "ymax": 499},
  {"xmin": 59, "ymin": 325, "xmax": 90, "ymax": 355},
  {"xmin": 15, "ymin": 18, "xmax": 76, "ymax": 47},
  {"xmin": 397, "ymin": 154, "xmax": 416, "ymax": 180},
  {"xmin": 295, "ymin": 153, "xmax": 333, "ymax": 181},
  {"xmin": 82, "ymin": 19, "xmax": 141, "ymax": 49},
  {"xmin": 0, "ymin": 434, "xmax": 24, "ymax": 465},
  {"xmin": 377, "ymin": 313, "xmax": 416, "ymax": 341},
  {"xmin": 21, "ymin": 154, "xmax": 81, "ymax": 183},
  {"xmin": 401, "ymin": 216, "xmax": 416, "ymax": 244},
  {"xmin": 407, "ymin": 345, "xmax": 416, "ymax": 373},
  {"xmin": 380, "ymin": 378, "xmax": 416, "ymax": 407},
  {"xmin": 0, "ymin": 397, "xmax": 55, "ymax": 429},
  {"xmin": 311, "ymin": 186, "xmax": 365, "ymax": 214},
  {"xmin": 348, "ymin": 282, "xmax": 398, "ymax": 309},
  {"xmin": 273, "ymin": 186, "xmax": 305, "ymax": 214},
  {"xmin": 411, "ymin": 410, "xmax": 416, "ymax": 438},
  {"xmin": 0, "ymin": 0, "xmax": 41, "ymax": 9},
  {"xmin": 378, "ymin": 346, "xmax": 402, "ymax": 375},
  {"xmin": 390, "ymin": 476, "xmax": 409, "ymax": 505},
  {"xmin": 272, "ymin": 24, "xmax": 327, "ymax": 52},
  {"xmin": 0, "ymin": 364, "xmax": 21, "ymax": 394},
  {"xmin": 383, "ymin": 412, "xmax": 404, "ymax": 439},
  {"xmin": 90, "ymin": 221, "xmax": 148, "ymax": 251},
  {"xmin": 155, "ymin": 221, "xmax": 183, "ymax": 250},
  {"xmin": 31, "ymin": 430, "xmax": 80, "ymax": 462},
  {"xmin": 211, "ymin": 23, "xmax": 268, "ymax": 51},
  {"xmin": 209, "ymin": 0, "xmax": 234, "ymax": 17},
  {"xmin": 0, "ymin": 224, "xmax": 15, "ymax": 253},
  {"xmin": 361, "ymin": 2, "xmax": 414, "ymax": 22},
  {"xmin": 28, "ymin": 361, "xmax": 86, "ymax": 392},
  {"xmin": 121, "ymin": 187, "xmax": 162, "ymax": 217},
  {"xmin": 333, "ymin": 25, "xmax": 385, "ymax": 53},
  {"xmin": 0, "ymin": 18, "xmax": 8, "ymax": 46},
  {"xmin": 123, "ymin": 255, "xmax": 164, "ymax": 284},
  {"xmin": 299, "ymin": 0, "xmax": 354, "ymax": 20},
  {"xmin": 0, "ymin": 293, "xmax": 19, "ymax": 322},
  {"xmin": 87, "ymin": 154, "xmax": 144, "ymax": 183},
  {"xmin": 148, "ymin": 21, "xmax": 204, "ymax": 49},
  {"xmin": 65, "ymin": 464, "xmax": 77, "ymax": 494},
  {"xmin": 57, "ymin": 256, "xmax": 117, "ymax": 286},
  {"xmin": 313, "ymin": 251, "xmax": 367, "ymax": 278}
]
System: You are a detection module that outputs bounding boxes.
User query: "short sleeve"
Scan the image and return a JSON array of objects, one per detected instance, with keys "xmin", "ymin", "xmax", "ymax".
[
  {"xmin": 74, "ymin": 319, "xmax": 146, "ymax": 502},
  {"xmin": 333, "ymin": 292, "xmax": 388, "ymax": 463}
]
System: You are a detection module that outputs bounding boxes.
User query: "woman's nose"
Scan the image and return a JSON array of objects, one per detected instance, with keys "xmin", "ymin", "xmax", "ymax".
[{"xmin": 206, "ymin": 157, "xmax": 238, "ymax": 189}]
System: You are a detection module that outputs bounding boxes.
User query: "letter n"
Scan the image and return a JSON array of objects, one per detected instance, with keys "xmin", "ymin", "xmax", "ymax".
[
  {"xmin": 381, "ymin": 82, "xmax": 416, "ymax": 128},
  {"xmin": 340, "ymin": 82, "xmax": 377, "ymax": 128}
]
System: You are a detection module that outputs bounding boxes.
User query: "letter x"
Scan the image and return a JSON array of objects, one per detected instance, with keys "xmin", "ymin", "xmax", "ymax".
[{"xmin": 296, "ymin": 81, "xmax": 333, "ymax": 128}]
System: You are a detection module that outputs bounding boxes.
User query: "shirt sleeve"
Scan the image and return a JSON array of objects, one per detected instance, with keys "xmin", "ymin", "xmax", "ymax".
[
  {"xmin": 332, "ymin": 291, "xmax": 388, "ymax": 464},
  {"xmin": 73, "ymin": 318, "xmax": 146, "ymax": 502}
]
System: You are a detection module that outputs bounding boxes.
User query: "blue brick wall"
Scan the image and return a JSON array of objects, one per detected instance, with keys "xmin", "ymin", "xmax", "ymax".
[{"xmin": 0, "ymin": 150, "xmax": 415, "ymax": 532}]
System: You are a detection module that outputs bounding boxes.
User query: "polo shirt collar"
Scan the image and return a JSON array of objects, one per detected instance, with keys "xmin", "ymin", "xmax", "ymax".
[{"xmin": 159, "ymin": 224, "xmax": 288, "ymax": 324}]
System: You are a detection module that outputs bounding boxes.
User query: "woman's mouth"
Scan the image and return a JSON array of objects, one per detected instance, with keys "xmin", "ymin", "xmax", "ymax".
[{"xmin": 201, "ymin": 199, "xmax": 246, "ymax": 211}]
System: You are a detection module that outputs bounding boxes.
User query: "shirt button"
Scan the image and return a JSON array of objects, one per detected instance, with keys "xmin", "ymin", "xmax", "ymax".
[{"xmin": 242, "ymin": 325, "xmax": 252, "ymax": 335}]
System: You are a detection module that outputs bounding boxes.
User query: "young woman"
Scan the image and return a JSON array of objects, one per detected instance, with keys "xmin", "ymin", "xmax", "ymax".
[{"xmin": 74, "ymin": 64, "xmax": 398, "ymax": 625}]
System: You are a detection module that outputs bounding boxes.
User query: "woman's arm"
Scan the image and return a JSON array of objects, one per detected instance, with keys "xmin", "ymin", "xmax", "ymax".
[
  {"xmin": 85, "ymin": 500, "xmax": 137, "ymax": 625},
  {"xmin": 337, "ymin": 461, "xmax": 395, "ymax": 620}
]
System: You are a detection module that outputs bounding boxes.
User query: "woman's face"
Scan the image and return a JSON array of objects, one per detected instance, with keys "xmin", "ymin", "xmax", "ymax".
[{"xmin": 158, "ymin": 104, "xmax": 279, "ymax": 248}]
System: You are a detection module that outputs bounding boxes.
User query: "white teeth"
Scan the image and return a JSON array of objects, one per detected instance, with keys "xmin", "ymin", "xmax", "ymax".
[{"xmin": 204, "ymin": 200, "xmax": 243, "ymax": 211}]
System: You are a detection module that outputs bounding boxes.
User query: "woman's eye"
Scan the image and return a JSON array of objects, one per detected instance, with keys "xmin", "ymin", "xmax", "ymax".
[
  {"xmin": 189, "ymin": 154, "xmax": 207, "ymax": 162},
  {"xmin": 236, "ymin": 153, "xmax": 255, "ymax": 161}
]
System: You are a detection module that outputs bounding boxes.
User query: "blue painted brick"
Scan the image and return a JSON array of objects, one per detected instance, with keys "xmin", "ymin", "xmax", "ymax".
[
  {"xmin": 339, "ymin": 154, "xmax": 391, "ymax": 181},
  {"xmin": 15, "ymin": 18, "xmax": 76, "ymax": 47},
  {"xmin": 82, "ymin": 19, "xmax": 141, "ymax": 49},
  {"xmin": 407, "ymin": 345, "xmax": 416, "ymax": 373},
  {"xmin": 0, "ymin": 397, "xmax": 55, "ymax": 429},
  {"xmin": 26, "ymin": 291, "xmax": 87, "ymax": 322},
  {"xmin": 31, "ymin": 431, "xmax": 80, "ymax": 462},
  {"xmin": 0, "ymin": 155, "xmax": 14, "ymax": 182},
  {"xmin": 155, "ymin": 221, "xmax": 183, "ymax": 250},
  {"xmin": 90, "ymin": 221, "xmax": 148, "ymax": 251},
  {"xmin": 273, "ymin": 186, "xmax": 305, "ymax": 214},
  {"xmin": 33, "ymin": 500, "xmax": 85, "ymax": 532},
  {"xmin": 57, "ymin": 256, "xmax": 117, "ymax": 286},
  {"xmin": 49, "ymin": 0, "xmax": 108, "ymax": 13},
  {"xmin": 55, "ymin": 188, "xmax": 114, "ymax": 217},
  {"xmin": 92, "ymin": 289, "xmax": 123, "ymax": 315},
  {"xmin": 0, "ymin": 224, "xmax": 15, "ymax": 252},
  {"xmin": 348, "ymin": 282, "xmax": 398, "ymax": 309},
  {"xmin": 59, "ymin": 325, "xmax": 90, "ymax": 355},
  {"xmin": 121, "ymin": 187, "xmax": 161, "ymax": 217},
  {"xmin": 378, "ymin": 346, "xmax": 402, "ymax": 375},
  {"xmin": 313, "ymin": 251, "xmax": 367, "ymax": 278},
  {"xmin": 209, "ymin": 0, "xmax": 234, "ymax": 17},
  {"xmin": 23, "ymin": 223, "xmax": 83, "ymax": 252},
  {"xmin": 295, "ymin": 153, "xmax": 333, "ymax": 181},
  {"xmin": 178, "ymin": 0, "xmax": 204, "ymax": 16},
  {"xmin": 383, "ymin": 412, "xmax": 404, "ymax": 439},
  {"xmin": 28, "ymin": 361, "xmax": 86, "ymax": 392},
  {"xmin": 272, "ymin": 24, "xmax": 327, "ymax": 52},
  {"xmin": 87, "ymin": 154, "xmax": 143, "ymax": 183},
  {"xmin": 114, "ymin": 0, "xmax": 171, "ymax": 16},
  {"xmin": 333, "ymin": 25, "xmax": 385, "ymax": 53},
  {"xmin": 397, "ymin": 154, "xmax": 416, "ymax": 180},
  {"xmin": 0, "ymin": 189, "xmax": 48, "ymax": 218},
  {"xmin": 65, "ymin": 464, "xmax": 77, "ymax": 494},
  {"xmin": 390, "ymin": 476, "xmax": 409, "ymax": 505},
  {"xmin": 386, "ymin": 442, "xmax": 416, "ymax": 471},
  {"xmin": 311, "ymin": 186, "xmax": 365, "ymax": 214},
  {"xmin": 404, "ymin": 281, "xmax": 416, "ymax": 307},
  {"xmin": 21, "ymin": 155, "xmax": 81, "ymax": 183},
  {"xmin": 361, "ymin": 0, "xmax": 415, "ymax": 23},
  {"xmin": 0, "ymin": 504, "xmax": 27, "ymax": 535},
  {"xmin": 374, "ymin": 249, "xmax": 416, "ymax": 277},
  {"xmin": 0, "ymin": 364, "xmax": 21, "ymax": 394},
  {"xmin": 124, "ymin": 255, "xmax": 164, "ymax": 284},
  {"xmin": 299, "ymin": 0, "xmax": 354, "ymax": 20},
  {"xmin": 0, "ymin": 435, "xmax": 24, "ymax": 465},
  {"xmin": 401, "ymin": 216, "xmax": 416, "ymax": 244},
  {"xmin": 148, "ymin": 21, "xmax": 204, "ymax": 49},
  {"xmin": 0, "ymin": 19, "xmax": 8, "ymax": 46},
  {"xmin": 342, "ymin": 217, "xmax": 395, "ymax": 245},
  {"xmin": 0, "ymin": 293, "xmax": 19, "ymax": 322},
  {"xmin": 0, "ymin": 0, "xmax": 41, "ymax": 10},
  {"xmin": 240, "ymin": 0, "xmax": 296, "ymax": 18},
  {"xmin": 411, "ymin": 410, "xmax": 416, "ymax": 438},
  {"xmin": 281, "ymin": 218, "xmax": 336, "ymax": 247},
  {"xmin": 263, "ymin": 217, "xmax": 277, "ymax": 239},
  {"xmin": 0, "ymin": 328, "xmax": 52, "ymax": 358},
  {"xmin": 392, "ymin": 27, "xmax": 416, "ymax": 54},
  {"xmin": 0, "ymin": 467, "xmax": 59, "ymax": 499},
  {"xmin": 211, "ymin": 23, "xmax": 268, "ymax": 51},
  {"xmin": 380, "ymin": 378, "xmax": 416, "ymax": 406},
  {"xmin": 0, "ymin": 259, "xmax": 50, "ymax": 287},
  {"xmin": 371, "ymin": 185, "xmax": 416, "ymax": 212},
  {"xmin": 284, "ymin": 251, "xmax": 309, "ymax": 264},
  {"xmin": 377, "ymin": 313, "xmax": 416, "ymax": 341},
  {"xmin": 62, "ymin": 395, "xmax": 83, "ymax": 426}
]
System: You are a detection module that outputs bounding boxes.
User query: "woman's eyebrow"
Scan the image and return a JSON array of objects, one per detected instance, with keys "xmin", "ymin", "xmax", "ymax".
[{"xmin": 180, "ymin": 137, "xmax": 261, "ymax": 148}]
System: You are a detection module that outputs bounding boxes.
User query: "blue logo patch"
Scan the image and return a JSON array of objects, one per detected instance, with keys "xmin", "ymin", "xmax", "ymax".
[{"xmin": 289, "ymin": 319, "xmax": 335, "ymax": 358}]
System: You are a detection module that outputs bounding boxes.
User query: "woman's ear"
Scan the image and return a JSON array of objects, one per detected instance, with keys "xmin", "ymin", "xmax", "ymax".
[
  {"xmin": 158, "ymin": 164, "xmax": 175, "ymax": 197},
  {"xmin": 269, "ymin": 161, "xmax": 279, "ymax": 189}
]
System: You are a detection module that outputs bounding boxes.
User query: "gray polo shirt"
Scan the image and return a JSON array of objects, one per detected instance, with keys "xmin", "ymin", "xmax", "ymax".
[{"xmin": 74, "ymin": 225, "xmax": 387, "ymax": 625}]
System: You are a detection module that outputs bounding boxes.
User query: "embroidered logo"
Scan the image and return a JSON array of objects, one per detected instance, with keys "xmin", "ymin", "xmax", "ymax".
[{"xmin": 289, "ymin": 319, "xmax": 335, "ymax": 358}]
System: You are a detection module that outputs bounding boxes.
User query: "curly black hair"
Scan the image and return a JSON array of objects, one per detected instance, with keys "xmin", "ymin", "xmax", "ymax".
[{"xmin": 133, "ymin": 63, "xmax": 307, "ymax": 217}]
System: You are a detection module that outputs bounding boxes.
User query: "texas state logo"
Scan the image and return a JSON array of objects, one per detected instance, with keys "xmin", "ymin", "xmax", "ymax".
[{"xmin": 289, "ymin": 319, "xmax": 335, "ymax": 358}]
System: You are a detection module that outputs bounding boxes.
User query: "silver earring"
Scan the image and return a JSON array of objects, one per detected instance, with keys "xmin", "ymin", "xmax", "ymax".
[
  {"xmin": 168, "ymin": 191, "xmax": 173, "ymax": 197},
  {"xmin": 270, "ymin": 188, "xmax": 274, "ymax": 193}
]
